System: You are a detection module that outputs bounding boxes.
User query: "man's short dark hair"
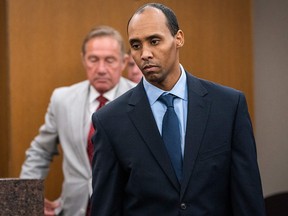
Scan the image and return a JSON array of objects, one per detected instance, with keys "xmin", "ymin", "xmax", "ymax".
[{"xmin": 128, "ymin": 3, "xmax": 179, "ymax": 36}]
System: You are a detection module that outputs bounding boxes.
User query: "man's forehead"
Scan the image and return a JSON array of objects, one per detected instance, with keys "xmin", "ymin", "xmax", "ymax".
[
  {"xmin": 128, "ymin": 8, "xmax": 168, "ymax": 40},
  {"xmin": 131, "ymin": 7, "xmax": 164, "ymax": 22},
  {"xmin": 88, "ymin": 36, "xmax": 119, "ymax": 48},
  {"xmin": 129, "ymin": 7, "xmax": 166, "ymax": 28}
]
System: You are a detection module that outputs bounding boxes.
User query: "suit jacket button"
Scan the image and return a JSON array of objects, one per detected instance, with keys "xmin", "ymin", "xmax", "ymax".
[{"xmin": 180, "ymin": 203, "xmax": 187, "ymax": 210}]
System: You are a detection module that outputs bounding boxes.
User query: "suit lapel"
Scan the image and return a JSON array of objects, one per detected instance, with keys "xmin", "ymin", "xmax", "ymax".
[
  {"xmin": 69, "ymin": 81, "xmax": 91, "ymax": 172},
  {"xmin": 127, "ymin": 74, "xmax": 210, "ymax": 194},
  {"xmin": 180, "ymin": 74, "xmax": 211, "ymax": 198},
  {"xmin": 69, "ymin": 79, "xmax": 134, "ymax": 175},
  {"xmin": 128, "ymin": 83, "xmax": 180, "ymax": 191},
  {"xmin": 114, "ymin": 77, "xmax": 136, "ymax": 98}
]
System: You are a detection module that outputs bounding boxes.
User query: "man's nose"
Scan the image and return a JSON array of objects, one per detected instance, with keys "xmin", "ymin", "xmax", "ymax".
[
  {"xmin": 141, "ymin": 46, "xmax": 153, "ymax": 60},
  {"xmin": 97, "ymin": 60, "xmax": 107, "ymax": 72}
]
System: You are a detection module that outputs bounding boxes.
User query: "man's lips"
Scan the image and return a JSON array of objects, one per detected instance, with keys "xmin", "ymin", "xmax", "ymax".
[
  {"xmin": 142, "ymin": 64, "xmax": 158, "ymax": 72},
  {"xmin": 95, "ymin": 78, "xmax": 109, "ymax": 83}
]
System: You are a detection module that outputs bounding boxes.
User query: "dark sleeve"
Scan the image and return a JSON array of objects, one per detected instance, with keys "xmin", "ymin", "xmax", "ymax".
[
  {"xmin": 90, "ymin": 112, "xmax": 126, "ymax": 216},
  {"xmin": 230, "ymin": 93, "xmax": 266, "ymax": 215}
]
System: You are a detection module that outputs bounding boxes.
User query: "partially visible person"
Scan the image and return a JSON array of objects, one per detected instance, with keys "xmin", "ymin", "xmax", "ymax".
[
  {"xmin": 126, "ymin": 50, "xmax": 143, "ymax": 83},
  {"xmin": 20, "ymin": 25, "xmax": 136, "ymax": 216},
  {"xmin": 90, "ymin": 3, "xmax": 266, "ymax": 216}
]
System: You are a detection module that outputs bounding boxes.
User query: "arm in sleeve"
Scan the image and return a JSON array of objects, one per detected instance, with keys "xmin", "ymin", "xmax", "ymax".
[
  {"xmin": 90, "ymin": 112, "xmax": 126, "ymax": 216},
  {"xmin": 230, "ymin": 92, "xmax": 266, "ymax": 216},
  {"xmin": 20, "ymin": 90, "xmax": 60, "ymax": 179}
]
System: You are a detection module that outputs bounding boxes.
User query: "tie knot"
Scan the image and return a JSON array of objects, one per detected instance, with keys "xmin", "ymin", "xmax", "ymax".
[
  {"xmin": 96, "ymin": 95, "xmax": 108, "ymax": 111},
  {"xmin": 97, "ymin": 95, "xmax": 108, "ymax": 104},
  {"xmin": 158, "ymin": 93, "xmax": 176, "ymax": 108}
]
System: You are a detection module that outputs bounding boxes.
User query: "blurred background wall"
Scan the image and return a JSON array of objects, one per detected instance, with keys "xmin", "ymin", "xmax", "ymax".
[
  {"xmin": 0, "ymin": 0, "xmax": 286, "ymax": 200},
  {"xmin": 0, "ymin": 0, "xmax": 9, "ymax": 178},
  {"xmin": 253, "ymin": 0, "xmax": 288, "ymax": 196}
]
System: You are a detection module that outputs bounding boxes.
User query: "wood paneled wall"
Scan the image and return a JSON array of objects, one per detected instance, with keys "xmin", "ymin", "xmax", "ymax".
[
  {"xmin": 0, "ymin": 0, "xmax": 9, "ymax": 177},
  {"xmin": 2, "ymin": 0, "xmax": 253, "ymax": 200}
]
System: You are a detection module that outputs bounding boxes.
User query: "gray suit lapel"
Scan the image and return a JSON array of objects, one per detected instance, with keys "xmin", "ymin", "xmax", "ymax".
[
  {"xmin": 114, "ymin": 77, "xmax": 136, "ymax": 98},
  {"xmin": 69, "ymin": 81, "xmax": 91, "ymax": 171},
  {"xmin": 69, "ymin": 78, "xmax": 134, "ymax": 174}
]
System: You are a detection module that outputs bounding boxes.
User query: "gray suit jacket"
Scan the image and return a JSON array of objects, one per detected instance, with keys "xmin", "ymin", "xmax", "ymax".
[{"xmin": 20, "ymin": 77, "xmax": 136, "ymax": 216}]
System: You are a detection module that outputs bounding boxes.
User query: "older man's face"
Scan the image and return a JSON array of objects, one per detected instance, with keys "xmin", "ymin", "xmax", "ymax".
[{"xmin": 82, "ymin": 36, "xmax": 127, "ymax": 94}]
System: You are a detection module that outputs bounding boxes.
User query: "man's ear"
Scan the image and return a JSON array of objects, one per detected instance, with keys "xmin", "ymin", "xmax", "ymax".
[
  {"xmin": 175, "ymin": 30, "xmax": 184, "ymax": 48},
  {"xmin": 122, "ymin": 53, "xmax": 129, "ymax": 70},
  {"xmin": 80, "ymin": 52, "xmax": 85, "ymax": 67}
]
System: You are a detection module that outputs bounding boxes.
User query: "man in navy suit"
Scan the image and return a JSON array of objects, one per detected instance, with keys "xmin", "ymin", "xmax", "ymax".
[{"xmin": 90, "ymin": 3, "xmax": 266, "ymax": 215}]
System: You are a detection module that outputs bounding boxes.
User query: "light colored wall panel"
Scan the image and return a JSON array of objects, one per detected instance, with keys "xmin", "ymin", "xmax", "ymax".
[{"xmin": 253, "ymin": 0, "xmax": 288, "ymax": 197}]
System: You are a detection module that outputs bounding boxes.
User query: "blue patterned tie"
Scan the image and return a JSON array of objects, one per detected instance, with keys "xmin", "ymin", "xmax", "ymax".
[{"xmin": 158, "ymin": 93, "xmax": 183, "ymax": 182}]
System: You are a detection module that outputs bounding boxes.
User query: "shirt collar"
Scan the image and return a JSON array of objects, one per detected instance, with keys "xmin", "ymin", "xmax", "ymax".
[
  {"xmin": 89, "ymin": 82, "xmax": 119, "ymax": 104},
  {"xmin": 143, "ymin": 64, "xmax": 188, "ymax": 106}
]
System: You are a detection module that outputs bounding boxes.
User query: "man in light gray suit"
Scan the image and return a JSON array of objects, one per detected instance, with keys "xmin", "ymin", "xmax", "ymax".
[{"xmin": 20, "ymin": 26, "xmax": 136, "ymax": 216}]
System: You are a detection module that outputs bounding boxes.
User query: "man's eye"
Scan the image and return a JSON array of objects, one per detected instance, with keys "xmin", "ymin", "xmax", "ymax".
[
  {"xmin": 128, "ymin": 62, "xmax": 135, "ymax": 67},
  {"xmin": 131, "ymin": 43, "xmax": 141, "ymax": 50},
  {"xmin": 106, "ymin": 58, "xmax": 116, "ymax": 64},
  {"xmin": 151, "ymin": 39, "xmax": 160, "ymax": 46},
  {"xmin": 88, "ymin": 56, "xmax": 98, "ymax": 62}
]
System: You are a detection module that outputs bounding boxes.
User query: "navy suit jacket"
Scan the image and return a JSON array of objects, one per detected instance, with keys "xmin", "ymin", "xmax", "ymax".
[{"xmin": 91, "ymin": 72, "xmax": 266, "ymax": 216}]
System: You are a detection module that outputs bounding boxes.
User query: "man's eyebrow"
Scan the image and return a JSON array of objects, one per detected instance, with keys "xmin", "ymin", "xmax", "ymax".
[
  {"xmin": 129, "ymin": 34, "xmax": 161, "ymax": 44},
  {"xmin": 129, "ymin": 38, "xmax": 140, "ymax": 44},
  {"xmin": 146, "ymin": 34, "xmax": 161, "ymax": 40}
]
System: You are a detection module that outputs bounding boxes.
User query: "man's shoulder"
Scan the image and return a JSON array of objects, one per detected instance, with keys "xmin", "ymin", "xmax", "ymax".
[
  {"xmin": 97, "ymin": 84, "xmax": 138, "ymax": 117},
  {"xmin": 54, "ymin": 80, "xmax": 89, "ymax": 93},
  {"xmin": 118, "ymin": 77, "xmax": 137, "ymax": 89},
  {"xmin": 186, "ymin": 72, "xmax": 241, "ymax": 97},
  {"xmin": 54, "ymin": 80, "xmax": 89, "ymax": 94},
  {"xmin": 51, "ymin": 80, "xmax": 89, "ymax": 101}
]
